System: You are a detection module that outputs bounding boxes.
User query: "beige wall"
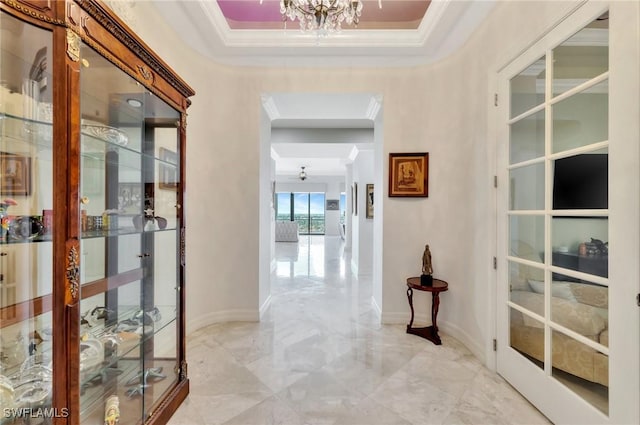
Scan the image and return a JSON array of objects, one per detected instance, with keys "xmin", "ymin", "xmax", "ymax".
[{"xmin": 128, "ymin": 0, "xmax": 591, "ymax": 361}]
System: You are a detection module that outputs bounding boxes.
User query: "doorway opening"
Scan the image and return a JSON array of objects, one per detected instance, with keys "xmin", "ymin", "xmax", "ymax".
[{"xmin": 258, "ymin": 93, "xmax": 384, "ymax": 321}]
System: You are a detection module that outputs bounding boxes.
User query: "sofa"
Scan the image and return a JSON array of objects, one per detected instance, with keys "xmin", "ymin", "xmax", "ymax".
[
  {"xmin": 510, "ymin": 280, "xmax": 608, "ymax": 387},
  {"xmin": 275, "ymin": 221, "xmax": 299, "ymax": 242}
]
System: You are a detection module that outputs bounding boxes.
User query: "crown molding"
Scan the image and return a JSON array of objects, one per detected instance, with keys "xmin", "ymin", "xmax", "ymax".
[{"xmin": 261, "ymin": 95, "xmax": 281, "ymax": 120}]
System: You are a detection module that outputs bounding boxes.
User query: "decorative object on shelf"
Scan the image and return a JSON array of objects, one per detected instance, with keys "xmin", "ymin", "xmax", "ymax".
[
  {"xmin": 585, "ymin": 238, "xmax": 608, "ymax": 256},
  {"xmin": 132, "ymin": 306, "xmax": 162, "ymax": 324},
  {"xmin": 125, "ymin": 384, "xmax": 146, "ymax": 398},
  {"xmin": 102, "ymin": 209, "xmax": 121, "ymax": 230},
  {"xmin": 264, "ymin": 0, "xmax": 381, "ymax": 34},
  {"xmin": 104, "ymin": 394, "xmax": 120, "ymax": 425},
  {"xmin": 0, "ymin": 153, "xmax": 31, "ymax": 196},
  {"xmin": 42, "ymin": 209, "xmax": 53, "ymax": 236},
  {"xmin": 0, "ymin": 374, "xmax": 14, "ymax": 409},
  {"xmin": 8, "ymin": 215, "xmax": 44, "ymax": 241},
  {"xmin": 133, "ymin": 207, "xmax": 168, "ymax": 231},
  {"xmin": 366, "ymin": 183, "xmax": 374, "ymax": 219},
  {"xmin": 81, "ymin": 122, "xmax": 129, "ymax": 146},
  {"xmin": 79, "ymin": 337, "xmax": 104, "ymax": 381},
  {"xmin": 0, "ymin": 198, "xmax": 17, "ymax": 240},
  {"xmin": 0, "ymin": 332, "xmax": 27, "ymax": 370},
  {"xmin": 421, "ymin": 244, "xmax": 433, "ymax": 286},
  {"xmin": 159, "ymin": 148, "xmax": 178, "ymax": 190},
  {"xmin": 13, "ymin": 378, "xmax": 52, "ymax": 409},
  {"xmin": 388, "ymin": 152, "xmax": 429, "ymax": 197},
  {"xmin": 81, "ymin": 306, "xmax": 113, "ymax": 328},
  {"xmin": 125, "ymin": 367, "xmax": 166, "ymax": 387},
  {"xmin": 6, "ymin": 361, "xmax": 54, "ymax": 410}
]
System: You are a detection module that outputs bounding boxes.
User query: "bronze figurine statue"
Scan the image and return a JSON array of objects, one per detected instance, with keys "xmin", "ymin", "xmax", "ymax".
[{"xmin": 421, "ymin": 244, "xmax": 433, "ymax": 286}]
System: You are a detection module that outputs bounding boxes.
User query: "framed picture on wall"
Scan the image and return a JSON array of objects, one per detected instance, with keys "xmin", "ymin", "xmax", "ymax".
[
  {"xmin": 352, "ymin": 182, "xmax": 358, "ymax": 216},
  {"xmin": 159, "ymin": 148, "xmax": 178, "ymax": 190},
  {"xmin": 366, "ymin": 184, "xmax": 374, "ymax": 219},
  {"xmin": 118, "ymin": 182, "xmax": 143, "ymax": 215},
  {"xmin": 0, "ymin": 152, "xmax": 31, "ymax": 196},
  {"xmin": 388, "ymin": 152, "xmax": 429, "ymax": 197},
  {"xmin": 326, "ymin": 199, "xmax": 339, "ymax": 211}
]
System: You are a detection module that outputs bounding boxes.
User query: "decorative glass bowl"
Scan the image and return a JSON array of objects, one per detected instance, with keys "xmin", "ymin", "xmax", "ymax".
[{"xmin": 81, "ymin": 123, "xmax": 128, "ymax": 146}]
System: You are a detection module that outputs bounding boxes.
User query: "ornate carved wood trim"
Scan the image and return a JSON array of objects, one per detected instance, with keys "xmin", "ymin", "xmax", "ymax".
[
  {"xmin": 2, "ymin": 0, "xmax": 65, "ymax": 25},
  {"xmin": 66, "ymin": 240, "xmax": 80, "ymax": 302},
  {"xmin": 180, "ymin": 360, "xmax": 188, "ymax": 380},
  {"xmin": 74, "ymin": 0, "xmax": 195, "ymax": 99},
  {"xmin": 66, "ymin": 28, "xmax": 80, "ymax": 62}
]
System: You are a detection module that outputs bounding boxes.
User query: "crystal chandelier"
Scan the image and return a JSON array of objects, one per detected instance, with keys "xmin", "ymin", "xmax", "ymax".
[{"xmin": 260, "ymin": 0, "xmax": 376, "ymax": 33}]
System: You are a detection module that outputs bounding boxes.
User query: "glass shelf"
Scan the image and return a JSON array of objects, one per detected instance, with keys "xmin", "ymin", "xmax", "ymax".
[
  {"xmin": 79, "ymin": 304, "xmax": 177, "ymax": 389},
  {"xmin": 80, "ymin": 220, "xmax": 179, "ymax": 240},
  {"xmin": 0, "ymin": 113, "xmax": 53, "ymax": 152}
]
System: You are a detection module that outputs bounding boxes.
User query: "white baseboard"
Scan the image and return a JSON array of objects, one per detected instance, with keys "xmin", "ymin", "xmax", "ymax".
[
  {"xmin": 438, "ymin": 321, "xmax": 486, "ymax": 364},
  {"xmin": 187, "ymin": 309, "xmax": 259, "ymax": 334},
  {"xmin": 381, "ymin": 311, "xmax": 413, "ymax": 325},
  {"xmin": 380, "ymin": 311, "xmax": 485, "ymax": 365},
  {"xmin": 370, "ymin": 296, "xmax": 382, "ymax": 321},
  {"xmin": 350, "ymin": 259, "xmax": 358, "ymax": 276},
  {"xmin": 259, "ymin": 295, "xmax": 272, "ymax": 319}
]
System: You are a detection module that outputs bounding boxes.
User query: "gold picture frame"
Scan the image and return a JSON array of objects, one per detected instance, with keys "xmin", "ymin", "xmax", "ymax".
[
  {"xmin": 0, "ymin": 152, "xmax": 31, "ymax": 196},
  {"xmin": 388, "ymin": 152, "xmax": 428, "ymax": 197},
  {"xmin": 366, "ymin": 184, "xmax": 374, "ymax": 219},
  {"xmin": 159, "ymin": 148, "xmax": 178, "ymax": 190}
]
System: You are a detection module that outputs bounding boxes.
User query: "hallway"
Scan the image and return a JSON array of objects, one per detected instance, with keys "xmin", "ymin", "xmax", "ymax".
[{"xmin": 168, "ymin": 236, "xmax": 550, "ymax": 425}]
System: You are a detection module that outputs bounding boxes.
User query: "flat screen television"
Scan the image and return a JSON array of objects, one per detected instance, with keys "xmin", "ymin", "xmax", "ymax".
[{"xmin": 552, "ymin": 154, "xmax": 608, "ymax": 210}]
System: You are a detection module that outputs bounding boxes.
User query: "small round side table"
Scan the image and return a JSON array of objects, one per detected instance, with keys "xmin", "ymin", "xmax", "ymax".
[{"xmin": 406, "ymin": 277, "xmax": 449, "ymax": 345}]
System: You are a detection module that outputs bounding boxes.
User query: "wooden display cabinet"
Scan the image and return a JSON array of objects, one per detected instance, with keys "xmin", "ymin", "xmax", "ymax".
[{"xmin": 0, "ymin": 1, "xmax": 194, "ymax": 423}]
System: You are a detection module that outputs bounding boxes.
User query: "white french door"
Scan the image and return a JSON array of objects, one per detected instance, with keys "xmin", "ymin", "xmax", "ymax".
[{"xmin": 495, "ymin": 1, "xmax": 639, "ymax": 424}]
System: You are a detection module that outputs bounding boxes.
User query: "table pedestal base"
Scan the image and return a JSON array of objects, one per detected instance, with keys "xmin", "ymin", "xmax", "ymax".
[
  {"xmin": 406, "ymin": 281, "xmax": 447, "ymax": 346},
  {"xmin": 406, "ymin": 324, "xmax": 442, "ymax": 345}
]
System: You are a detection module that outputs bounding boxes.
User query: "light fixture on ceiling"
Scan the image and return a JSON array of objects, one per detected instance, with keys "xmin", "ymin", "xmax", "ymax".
[
  {"xmin": 126, "ymin": 98, "xmax": 143, "ymax": 108},
  {"xmin": 260, "ymin": 0, "xmax": 381, "ymax": 34},
  {"xmin": 299, "ymin": 166, "xmax": 307, "ymax": 181}
]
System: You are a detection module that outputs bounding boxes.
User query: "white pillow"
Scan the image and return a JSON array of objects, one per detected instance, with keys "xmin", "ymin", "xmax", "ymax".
[{"xmin": 528, "ymin": 280, "xmax": 577, "ymax": 302}]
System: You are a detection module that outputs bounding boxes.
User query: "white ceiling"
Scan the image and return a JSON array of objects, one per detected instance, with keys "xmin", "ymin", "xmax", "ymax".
[
  {"xmin": 153, "ymin": 0, "xmax": 496, "ymax": 67},
  {"xmin": 264, "ymin": 93, "xmax": 377, "ymax": 178},
  {"xmin": 151, "ymin": 0, "xmax": 496, "ymax": 178}
]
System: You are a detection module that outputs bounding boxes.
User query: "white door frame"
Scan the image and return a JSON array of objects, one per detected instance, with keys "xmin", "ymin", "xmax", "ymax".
[{"xmin": 494, "ymin": 1, "xmax": 640, "ymax": 423}]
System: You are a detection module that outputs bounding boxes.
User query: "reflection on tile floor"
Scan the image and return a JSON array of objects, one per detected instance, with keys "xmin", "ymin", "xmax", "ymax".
[{"xmin": 169, "ymin": 236, "xmax": 550, "ymax": 425}]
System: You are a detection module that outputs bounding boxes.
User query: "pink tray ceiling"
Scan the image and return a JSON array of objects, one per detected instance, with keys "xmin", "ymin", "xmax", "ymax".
[{"xmin": 217, "ymin": 0, "xmax": 431, "ymax": 30}]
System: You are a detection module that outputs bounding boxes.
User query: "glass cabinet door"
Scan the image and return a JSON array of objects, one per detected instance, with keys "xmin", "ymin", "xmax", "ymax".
[
  {"xmin": 78, "ymin": 40, "xmax": 181, "ymax": 424},
  {"xmin": 0, "ymin": 10, "xmax": 55, "ymax": 419}
]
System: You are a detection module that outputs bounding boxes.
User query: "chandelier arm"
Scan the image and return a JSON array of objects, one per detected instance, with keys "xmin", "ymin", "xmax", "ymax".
[
  {"xmin": 291, "ymin": 3, "xmax": 314, "ymax": 18},
  {"xmin": 280, "ymin": 0, "xmax": 364, "ymax": 30}
]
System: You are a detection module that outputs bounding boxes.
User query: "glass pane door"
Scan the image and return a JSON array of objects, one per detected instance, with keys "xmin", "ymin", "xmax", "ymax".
[
  {"xmin": 79, "ymin": 41, "xmax": 181, "ymax": 424},
  {"xmin": 0, "ymin": 11, "xmax": 54, "ymax": 420},
  {"xmin": 497, "ymin": 8, "xmax": 617, "ymax": 423}
]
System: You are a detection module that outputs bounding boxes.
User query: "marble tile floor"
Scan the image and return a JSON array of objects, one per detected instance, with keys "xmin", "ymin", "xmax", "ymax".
[{"xmin": 168, "ymin": 236, "xmax": 551, "ymax": 425}]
